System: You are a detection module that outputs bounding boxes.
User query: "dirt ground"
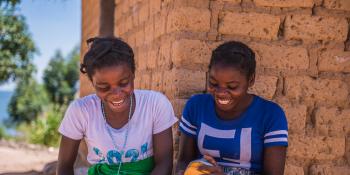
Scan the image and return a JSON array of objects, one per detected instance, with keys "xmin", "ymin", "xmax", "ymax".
[{"xmin": 0, "ymin": 140, "xmax": 58, "ymax": 174}]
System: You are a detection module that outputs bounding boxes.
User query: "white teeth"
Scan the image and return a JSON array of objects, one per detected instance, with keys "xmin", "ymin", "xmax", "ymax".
[
  {"xmin": 217, "ymin": 99, "xmax": 230, "ymax": 105},
  {"xmin": 111, "ymin": 99, "xmax": 124, "ymax": 106}
]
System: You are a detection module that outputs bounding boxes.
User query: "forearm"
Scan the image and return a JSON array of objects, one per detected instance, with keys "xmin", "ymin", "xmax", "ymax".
[
  {"xmin": 151, "ymin": 158, "xmax": 173, "ymax": 175},
  {"xmin": 263, "ymin": 146, "xmax": 287, "ymax": 175},
  {"xmin": 57, "ymin": 165, "xmax": 75, "ymax": 175},
  {"xmin": 175, "ymin": 160, "xmax": 190, "ymax": 174}
]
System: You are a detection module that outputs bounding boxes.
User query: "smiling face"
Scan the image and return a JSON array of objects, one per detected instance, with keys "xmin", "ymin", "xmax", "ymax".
[
  {"xmin": 207, "ymin": 64, "xmax": 254, "ymax": 117},
  {"xmin": 92, "ymin": 64, "xmax": 134, "ymax": 114}
]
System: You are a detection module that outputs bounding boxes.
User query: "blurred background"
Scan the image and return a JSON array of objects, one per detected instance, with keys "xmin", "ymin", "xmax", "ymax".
[{"xmin": 0, "ymin": 0, "xmax": 80, "ymax": 174}]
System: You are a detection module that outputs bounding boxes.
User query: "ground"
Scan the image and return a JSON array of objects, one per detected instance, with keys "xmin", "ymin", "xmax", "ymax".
[{"xmin": 0, "ymin": 140, "xmax": 58, "ymax": 174}]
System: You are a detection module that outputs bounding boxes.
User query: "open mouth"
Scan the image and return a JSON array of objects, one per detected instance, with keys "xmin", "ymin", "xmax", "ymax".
[
  {"xmin": 110, "ymin": 99, "xmax": 125, "ymax": 107},
  {"xmin": 216, "ymin": 98, "xmax": 232, "ymax": 105}
]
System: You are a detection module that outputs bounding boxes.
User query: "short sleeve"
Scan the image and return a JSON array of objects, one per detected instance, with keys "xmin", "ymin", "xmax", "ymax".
[
  {"xmin": 153, "ymin": 93, "xmax": 178, "ymax": 134},
  {"xmin": 263, "ymin": 104, "xmax": 288, "ymax": 147},
  {"xmin": 58, "ymin": 100, "xmax": 86, "ymax": 140},
  {"xmin": 179, "ymin": 97, "xmax": 198, "ymax": 137}
]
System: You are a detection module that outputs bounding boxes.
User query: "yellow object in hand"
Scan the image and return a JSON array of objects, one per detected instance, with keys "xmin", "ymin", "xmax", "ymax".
[{"xmin": 184, "ymin": 160, "xmax": 212, "ymax": 175}]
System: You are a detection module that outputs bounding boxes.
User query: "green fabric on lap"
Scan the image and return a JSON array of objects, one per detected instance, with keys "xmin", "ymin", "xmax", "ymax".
[{"xmin": 88, "ymin": 157, "xmax": 154, "ymax": 175}]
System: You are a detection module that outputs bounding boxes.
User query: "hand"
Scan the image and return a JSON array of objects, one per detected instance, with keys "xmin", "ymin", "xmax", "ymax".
[
  {"xmin": 175, "ymin": 170, "xmax": 185, "ymax": 175},
  {"xmin": 197, "ymin": 155, "xmax": 224, "ymax": 175}
]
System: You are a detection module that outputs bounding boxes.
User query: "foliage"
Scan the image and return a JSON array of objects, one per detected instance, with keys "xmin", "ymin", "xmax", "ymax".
[
  {"xmin": 0, "ymin": 0, "xmax": 36, "ymax": 84},
  {"xmin": 7, "ymin": 77, "xmax": 49, "ymax": 123},
  {"xmin": 0, "ymin": 125, "xmax": 7, "ymax": 139},
  {"xmin": 26, "ymin": 105, "xmax": 64, "ymax": 147},
  {"xmin": 43, "ymin": 47, "xmax": 79, "ymax": 106},
  {"xmin": 7, "ymin": 46, "xmax": 79, "ymax": 145},
  {"xmin": 1, "ymin": 0, "xmax": 79, "ymax": 146},
  {"xmin": 0, "ymin": 0, "xmax": 21, "ymax": 8}
]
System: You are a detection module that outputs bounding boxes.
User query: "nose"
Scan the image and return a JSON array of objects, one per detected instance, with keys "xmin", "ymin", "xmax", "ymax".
[
  {"xmin": 110, "ymin": 86, "xmax": 122, "ymax": 94},
  {"xmin": 214, "ymin": 86, "xmax": 229, "ymax": 95}
]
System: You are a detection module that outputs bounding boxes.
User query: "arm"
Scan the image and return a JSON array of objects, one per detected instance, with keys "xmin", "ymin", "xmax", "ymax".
[
  {"xmin": 263, "ymin": 146, "xmax": 287, "ymax": 175},
  {"xmin": 175, "ymin": 133, "xmax": 198, "ymax": 175},
  {"xmin": 56, "ymin": 135, "xmax": 81, "ymax": 175},
  {"xmin": 151, "ymin": 127, "xmax": 173, "ymax": 175}
]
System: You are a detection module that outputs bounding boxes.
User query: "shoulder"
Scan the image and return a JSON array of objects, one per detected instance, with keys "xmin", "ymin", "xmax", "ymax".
[
  {"xmin": 255, "ymin": 96, "xmax": 285, "ymax": 114},
  {"xmin": 254, "ymin": 96, "xmax": 287, "ymax": 127},
  {"xmin": 182, "ymin": 94, "xmax": 212, "ymax": 115},
  {"xmin": 67, "ymin": 94, "xmax": 100, "ymax": 113},
  {"xmin": 186, "ymin": 93, "xmax": 212, "ymax": 105},
  {"xmin": 135, "ymin": 89, "xmax": 169, "ymax": 101}
]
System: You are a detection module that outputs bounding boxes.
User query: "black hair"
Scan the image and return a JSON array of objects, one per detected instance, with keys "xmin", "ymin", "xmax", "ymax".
[
  {"xmin": 80, "ymin": 37, "xmax": 135, "ymax": 80},
  {"xmin": 209, "ymin": 41, "xmax": 256, "ymax": 79}
]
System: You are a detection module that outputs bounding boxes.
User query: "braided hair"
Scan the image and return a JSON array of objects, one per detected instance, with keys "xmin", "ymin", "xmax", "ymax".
[
  {"xmin": 80, "ymin": 37, "xmax": 135, "ymax": 80},
  {"xmin": 209, "ymin": 41, "xmax": 256, "ymax": 80}
]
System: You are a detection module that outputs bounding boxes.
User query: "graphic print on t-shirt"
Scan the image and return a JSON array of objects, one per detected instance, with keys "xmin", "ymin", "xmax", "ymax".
[
  {"xmin": 198, "ymin": 123, "xmax": 252, "ymax": 168},
  {"xmin": 93, "ymin": 142, "xmax": 149, "ymax": 164}
]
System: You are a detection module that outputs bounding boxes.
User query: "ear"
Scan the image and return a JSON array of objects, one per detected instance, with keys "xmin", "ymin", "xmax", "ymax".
[{"xmin": 248, "ymin": 74, "xmax": 255, "ymax": 87}]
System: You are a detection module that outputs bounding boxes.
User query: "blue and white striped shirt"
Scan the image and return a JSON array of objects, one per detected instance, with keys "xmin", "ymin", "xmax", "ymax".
[{"xmin": 179, "ymin": 94, "xmax": 288, "ymax": 172}]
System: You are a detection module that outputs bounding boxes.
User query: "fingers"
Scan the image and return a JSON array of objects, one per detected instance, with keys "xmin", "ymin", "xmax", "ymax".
[
  {"xmin": 198, "ymin": 164, "xmax": 221, "ymax": 172},
  {"xmin": 203, "ymin": 155, "xmax": 218, "ymax": 166},
  {"xmin": 197, "ymin": 164, "xmax": 224, "ymax": 175},
  {"xmin": 176, "ymin": 170, "xmax": 184, "ymax": 175},
  {"xmin": 200, "ymin": 155, "xmax": 225, "ymax": 175}
]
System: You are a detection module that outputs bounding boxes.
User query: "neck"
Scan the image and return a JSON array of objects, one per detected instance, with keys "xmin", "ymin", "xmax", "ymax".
[
  {"xmin": 102, "ymin": 94, "xmax": 135, "ymax": 129},
  {"xmin": 216, "ymin": 94, "xmax": 254, "ymax": 120}
]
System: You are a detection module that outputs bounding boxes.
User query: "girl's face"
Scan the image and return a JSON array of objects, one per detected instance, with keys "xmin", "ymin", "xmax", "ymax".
[
  {"xmin": 207, "ymin": 65, "xmax": 254, "ymax": 113},
  {"xmin": 91, "ymin": 64, "xmax": 134, "ymax": 114}
]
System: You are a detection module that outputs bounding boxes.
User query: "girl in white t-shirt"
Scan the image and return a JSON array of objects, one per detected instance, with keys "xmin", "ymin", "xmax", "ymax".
[{"xmin": 57, "ymin": 37, "xmax": 178, "ymax": 175}]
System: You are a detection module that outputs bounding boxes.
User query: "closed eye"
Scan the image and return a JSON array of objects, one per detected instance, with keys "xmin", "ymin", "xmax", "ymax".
[
  {"xmin": 227, "ymin": 86, "xmax": 238, "ymax": 90},
  {"xmin": 96, "ymin": 86, "xmax": 110, "ymax": 92},
  {"xmin": 208, "ymin": 82, "xmax": 218, "ymax": 88},
  {"xmin": 119, "ymin": 80, "xmax": 130, "ymax": 87}
]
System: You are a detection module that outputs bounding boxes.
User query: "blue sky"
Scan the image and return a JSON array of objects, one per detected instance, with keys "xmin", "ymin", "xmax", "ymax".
[{"xmin": 0, "ymin": 0, "xmax": 81, "ymax": 91}]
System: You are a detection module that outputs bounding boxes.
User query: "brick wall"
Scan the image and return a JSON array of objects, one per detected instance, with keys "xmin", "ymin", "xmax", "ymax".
[
  {"xmin": 80, "ymin": 0, "xmax": 100, "ymax": 97},
  {"xmin": 81, "ymin": 0, "xmax": 350, "ymax": 174},
  {"xmin": 77, "ymin": 0, "xmax": 101, "ymax": 170}
]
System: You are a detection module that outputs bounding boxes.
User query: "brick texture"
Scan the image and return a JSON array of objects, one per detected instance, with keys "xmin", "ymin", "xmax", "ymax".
[
  {"xmin": 151, "ymin": 70, "xmax": 163, "ymax": 91},
  {"xmin": 154, "ymin": 13, "xmax": 166, "ymax": 39},
  {"xmin": 172, "ymin": 39, "xmax": 211, "ymax": 68},
  {"xmin": 288, "ymin": 135, "xmax": 345, "ymax": 160},
  {"xmin": 173, "ymin": 0, "xmax": 210, "ymax": 8},
  {"xmin": 323, "ymin": 0, "xmax": 350, "ymax": 11},
  {"xmin": 319, "ymin": 49, "xmax": 350, "ymax": 73},
  {"xmin": 285, "ymin": 76, "xmax": 349, "ymax": 106},
  {"xmin": 280, "ymin": 103, "xmax": 307, "ymax": 134},
  {"xmin": 167, "ymin": 7, "xmax": 211, "ymax": 33},
  {"xmin": 219, "ymin": 12, "xmax": 281, "ymax": 40},
  {"xmin": 138, "ymin": 2, "xmax": 149, "ymax": 24},
  {"xmin": 150, "ymin": 0, "xmax": 161, "ymax": 15},
  {"xmin": 254, "ymin": 0, "xmax": 314, "ymax": 8},
  {"xmin": 223, "ymin": 0, "xmax": 241, "ymax": 4},
  {"xmin": 285, "ymin": 164, "xmax": 304, "ymax": 175},
  {"xmin": 164, "ymin": 69, "xmax": 206, "ymax": 99},
  {"xmin": 251, "ymin": 43, "xmax": 309, "ymax": 70},
  {"xmin": 248, "ymin": 75, "xmax": 278, "ymax": 100},
  {"xmin": 171, "ymin": 98, "xmax": 187, "ymax": 117},
  {"xmin": 146, "ymin": 48, "xmax": 158, "ymax": 69},
  {"xmin": 138, "ymin": 72, "xmax": 151, "ymax": 90},
  {"xmin": 315, "ymin": 107, "xmax": 350, "ymax": 137},
  {"xmin": 284, "ymin": 15, "xmax": 348, "ymax": 42},
  {"xmin": 158, "ymin": 39, "xmax": 172, "ymax": 69},
  {"xmin": 80, "ymin": 0, "xmax": 100, "ymax": 97},
  {"xmin": 309, "ymin": 165, "xmax": 350, "ymax": 175}
]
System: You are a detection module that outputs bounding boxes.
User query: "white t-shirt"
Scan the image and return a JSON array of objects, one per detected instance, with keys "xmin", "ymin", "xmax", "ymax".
[{"xmin": 59, "ymin": 89, "xmax": 178, "ymax": 165}]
